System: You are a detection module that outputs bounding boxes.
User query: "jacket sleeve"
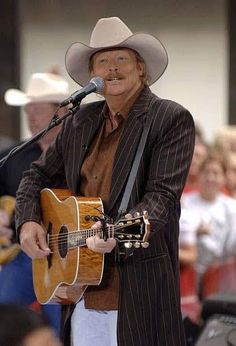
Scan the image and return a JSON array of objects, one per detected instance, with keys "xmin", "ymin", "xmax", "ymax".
[
  {"xmin": 129, "ymin": 101, "xmax": 196, "ymax": 232},
  {"xmin": 15, "ymin": 122, "xmax": 66, "ymax": 232}
]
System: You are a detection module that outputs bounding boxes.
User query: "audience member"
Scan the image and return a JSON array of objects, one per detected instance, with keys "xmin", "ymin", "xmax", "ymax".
[
  {"xmin": 179, "ymin": 203, "xmax": 201, "ymax": 323},
  {"xmin": 180, "ymin": 151, "xmax": 236, "ymax": 282},
  {"xmin": 179, "ymin": 208, "xmax": 198, "ymax": 267},
  {"xmin": 0, "ymin": 72, "xmax": 69, "ymax": 335},
  {"xmin": 184, "ymin": 124, "xmax": 208, "ymax": 193},
  {"xmin": 0, "ymin": 303, "xmax": 62, "ymax": 346},
  {"xmin": 225, "ymin": 152, "xmax": 236, "ymax": 198},
  {"xmin": 214, "ymin": 125, "xmax": 236, "ymax": 154}
]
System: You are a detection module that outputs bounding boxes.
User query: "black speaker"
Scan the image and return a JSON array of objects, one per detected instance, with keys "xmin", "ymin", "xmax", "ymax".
[
  {"xmin": 195, "ymin": 314, "xmax": 236, "ymax": 346},
  {"xmin": 201, "ymin": 293, "xmax": 236, "ymax": 321}
]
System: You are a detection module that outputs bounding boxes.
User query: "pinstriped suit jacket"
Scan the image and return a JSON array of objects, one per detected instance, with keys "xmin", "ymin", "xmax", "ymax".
[{"xmin": 15, "ymin": 87, "xmax": 195, "ymax": 346}]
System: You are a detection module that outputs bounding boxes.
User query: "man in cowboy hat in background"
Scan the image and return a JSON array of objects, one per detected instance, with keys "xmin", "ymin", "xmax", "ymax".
[
  {"xmin": 16, "ymin": 17, "xmax": 195, "ymax": 345},
  {"xmin": 0, "ymin": 71, "xmax": 69, "ymax": 335}
]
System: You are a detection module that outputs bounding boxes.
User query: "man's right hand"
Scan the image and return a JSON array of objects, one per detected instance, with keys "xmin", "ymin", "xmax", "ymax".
[{"xmin": 19, "ymin": 221, "xmax": 51, "ymax": 259}]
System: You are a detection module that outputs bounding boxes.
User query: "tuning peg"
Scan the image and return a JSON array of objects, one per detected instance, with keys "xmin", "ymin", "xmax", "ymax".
[
  {"xmin": 141, "ymin": 242, "xmax": 149, "ymax": 248},
  {"xmin": 124, "ymin": 242, "xmax": 133, "ymax": 248},
  {"xmin": 134, "ymin": 212, "xmax": 140, "ymax": 217},
  {"xmin": 125, "ymin": 213, "xmax": 132, "ymax": 219},
  {"xmin": 134, "ymin": 242, "xmax": 141, "ymax": 248}
]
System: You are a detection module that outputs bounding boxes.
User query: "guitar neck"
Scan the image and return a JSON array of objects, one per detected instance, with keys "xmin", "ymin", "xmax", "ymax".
[{"xmin": 49, "ymin": 227, "xmax": 115, "ymax": 250}]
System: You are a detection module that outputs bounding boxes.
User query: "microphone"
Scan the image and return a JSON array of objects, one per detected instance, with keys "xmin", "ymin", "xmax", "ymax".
[{"xmin": 60, "ymin": 77, "xmax": 104, "ymax": 107}]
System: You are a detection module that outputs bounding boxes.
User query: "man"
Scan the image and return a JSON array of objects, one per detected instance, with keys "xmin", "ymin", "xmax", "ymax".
[
  {"xmin": 181, "ymin": 150, "xmax": 236, "ymax": 277},
  {"xmin": 0, "ymin": 72, "xmax": 69, "ymax": 335},
  {"xmin": 16, "ymin": 17, "xmax": 195, "ymax": 345}
]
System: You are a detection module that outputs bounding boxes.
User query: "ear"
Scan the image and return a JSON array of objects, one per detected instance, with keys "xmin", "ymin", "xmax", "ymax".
[
  {"xmin": 90, "ymin": 69, "xmax": 95, "ymax": 78},
  {"xmin": 137, "ymin": 61, "xmax": 144, "ymax": 77}
]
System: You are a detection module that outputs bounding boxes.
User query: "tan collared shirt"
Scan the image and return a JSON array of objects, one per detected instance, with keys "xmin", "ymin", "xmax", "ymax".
[
  {"xmin": 80, "ymin": 86, "xmax": 143, "ymax": 209},
  {"xmin": 79, "ymin": 108, "xmax": 126, "ymax": 210},
  {"xmin": 79, "ymin": 86, "xmax": 143, "ymax": 310}
]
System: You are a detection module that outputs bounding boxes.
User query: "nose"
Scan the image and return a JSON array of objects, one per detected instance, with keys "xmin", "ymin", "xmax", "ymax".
[
  {"xmin": 108, "ymin": 58, "xmax": 118, "ymax": 72},
  {"xmin": 108, "ymin": 66, "xmax": 118, "ymax": 72}
]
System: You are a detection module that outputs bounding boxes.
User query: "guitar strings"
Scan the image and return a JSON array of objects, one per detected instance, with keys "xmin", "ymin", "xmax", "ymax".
[
  {"xmin": 47, "ymin": 222, "xmax": 137, "ymax": 240},
  {"xmin": 47, "ymin": 223, "xmax": 141, "ymax": 247},
  {"xmin": 49, "ymin": 225, "xmax": 138, "ymax": 240}
]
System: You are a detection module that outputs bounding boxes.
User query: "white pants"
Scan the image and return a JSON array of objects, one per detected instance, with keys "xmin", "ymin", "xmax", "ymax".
[{"xmin": 71, "ymin": 299, "xmax": 118, "ymax": 346}]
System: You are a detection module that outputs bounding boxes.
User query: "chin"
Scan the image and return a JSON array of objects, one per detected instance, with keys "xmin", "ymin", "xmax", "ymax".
[
  {"xmin": 104, "ymin": 92, "xmax": 123, "ymax": 98},
  {"xmin": 104, "ymin": 83, "xmax": 124, "ymax": 93}
]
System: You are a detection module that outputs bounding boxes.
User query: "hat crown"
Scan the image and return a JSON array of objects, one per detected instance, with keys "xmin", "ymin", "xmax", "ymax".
[
  {"xmin": 90, "ymin": 17, "xmax": 133, "ymax": 48},
  {"xmin": 26, "ymin": 73, "xmax": 68, "ymax": 98},
  {"xmin": 4, "ymin": 72, "xmax": 69, "ymax": 106}
]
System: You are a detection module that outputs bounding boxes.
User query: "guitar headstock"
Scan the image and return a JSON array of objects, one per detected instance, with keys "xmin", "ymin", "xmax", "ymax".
[{"xmin": 114, "ymin": 211, "xmax": 150, "ymax": 249}]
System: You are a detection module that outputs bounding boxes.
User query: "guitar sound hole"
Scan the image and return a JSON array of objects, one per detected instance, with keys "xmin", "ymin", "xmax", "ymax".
[{"xmin": 58, "ymin": 225, "xmax": 68, "ymax": 258}]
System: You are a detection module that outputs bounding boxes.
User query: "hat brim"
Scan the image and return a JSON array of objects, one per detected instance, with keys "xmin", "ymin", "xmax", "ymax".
[
  {"xmin": 4, "ymin": 88, "xmax": 69, "ymax": 106},
  {"xmin": 65, "ymin": 33, "xmax": 168, "ymax": 87},
  {"xmin": 4, "ymin": 89, "xmax": 29, "ymax": 106}
]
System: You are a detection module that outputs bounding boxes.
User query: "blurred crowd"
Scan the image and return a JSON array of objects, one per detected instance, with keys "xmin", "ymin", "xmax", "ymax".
[
  {"xmin": 0, "ymin": 69, "xmax": 68, "ymax": 344},
  {"xmin": 179, "ymin": 123, "xmax": 236, "ymax": 330}
]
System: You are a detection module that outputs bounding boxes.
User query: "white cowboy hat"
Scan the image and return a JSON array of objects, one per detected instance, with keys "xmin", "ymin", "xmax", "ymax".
[
  {"xmin": 4, "ymin": 73, "xmax": 69, "ymax": 106},
  {"xmin": 65, "ymin": 17, "xmax": 168, "ymax": 87}
]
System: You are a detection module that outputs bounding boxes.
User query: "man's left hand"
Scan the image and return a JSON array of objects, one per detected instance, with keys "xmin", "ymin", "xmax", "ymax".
[{"xmin": 86, "ymin": 221, "xmax": 116, "ymax": 253}]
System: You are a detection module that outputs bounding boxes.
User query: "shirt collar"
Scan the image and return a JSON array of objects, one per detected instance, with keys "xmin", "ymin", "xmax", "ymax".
[{"xmin": 101, "ymin": 84, "xmax": 144, "ymax": 121}]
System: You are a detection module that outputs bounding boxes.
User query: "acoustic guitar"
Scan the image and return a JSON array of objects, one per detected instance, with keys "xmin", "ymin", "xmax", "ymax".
[
  {"xmin": 0, "ymin": 195, "xmax": 20, "ymax": 265},
  {"xmin": 33, "ymin": 188, "xmax": 150, "ymax": 304}
]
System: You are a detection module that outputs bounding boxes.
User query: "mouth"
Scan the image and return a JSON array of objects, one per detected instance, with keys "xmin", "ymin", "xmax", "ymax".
[{"xmin": 106, "ymin": 77, "xmax": 123, "ymax": 82}]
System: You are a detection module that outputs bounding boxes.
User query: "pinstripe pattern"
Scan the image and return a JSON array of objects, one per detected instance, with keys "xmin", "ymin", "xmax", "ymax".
[{"xmin": 15, "ymin": 87, "xmax": 195, "ymax": 345}]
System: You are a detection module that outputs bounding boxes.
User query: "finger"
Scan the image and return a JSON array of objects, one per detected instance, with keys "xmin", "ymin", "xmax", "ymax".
[
  {"xmin": 37, "ymin": 230, "xmax": 50, "ymax": 252},
  {"xmin": 94, "ymin": 236, "xmax": 115, "ymax": 246},
  {"xmin": 86, "ymin": 236, "xmax": 96, "ymax": 250},
  {"xmin": 91, "ymin": 221, "xmax": 102, "ymax": 238},
  {"xmin": 21, "ymin": 241, "xmax": 49, "ymax": 259},
  {"xmin": 94, "ymin": 237, "xmax": 116, "ymax": 253},
  {"xmin": 20, "ymin": 233, "xmax": 49, "ymax": 259},
  {"xmin": 102, "ymin": 238, "xmax": 116, "ymax": 252},
  {"xmin": 91, "ymin": 221, "xmax": 102, "ymax": 230},
  {"xmin": 86, "ymin": 236, "xmax": 105, "ymax": 253}
]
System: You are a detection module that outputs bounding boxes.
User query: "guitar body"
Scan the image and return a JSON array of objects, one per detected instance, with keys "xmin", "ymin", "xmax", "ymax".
[
  {"xmin": 33, "ymin": 188, "xmax": 104, "ymax": 304},
  {"xmin": 0, "ymin": 195, "xmax": 20, "ymax": 265}
]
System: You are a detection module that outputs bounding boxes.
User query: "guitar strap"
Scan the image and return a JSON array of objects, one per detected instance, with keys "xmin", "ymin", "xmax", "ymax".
[
  {"xmin": 115, "ymin": 102, "xmax": 155, "ymax": 262},
  {"xmin": 117, "ymin": 101, "xmax": 155, "ymax": 220}
]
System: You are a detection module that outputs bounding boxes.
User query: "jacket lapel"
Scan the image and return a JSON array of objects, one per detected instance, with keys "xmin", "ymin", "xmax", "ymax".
[{"xmin": 108, "ymin": 87, "xmax": 153, "ymax": 213}]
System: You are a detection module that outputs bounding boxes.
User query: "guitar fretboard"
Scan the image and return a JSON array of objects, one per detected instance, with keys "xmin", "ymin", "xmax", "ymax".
[
  {"xmin": 68, "ymin": 227, "xmax": 115, "ymax": 248},
  {"xmin": 47, "ymin": 218, "xmax": 145, "ymax": 250}
]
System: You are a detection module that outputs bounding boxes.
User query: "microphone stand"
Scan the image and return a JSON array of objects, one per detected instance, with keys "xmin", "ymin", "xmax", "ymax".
[{"xmin": 0, "ymin": 103, "xmax": 80, "ymax": 168}]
